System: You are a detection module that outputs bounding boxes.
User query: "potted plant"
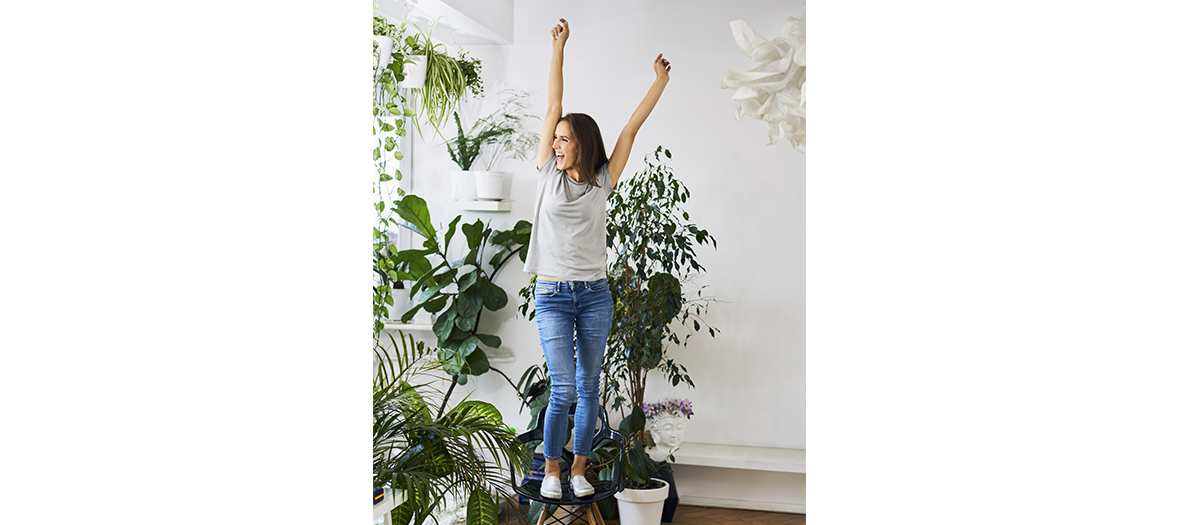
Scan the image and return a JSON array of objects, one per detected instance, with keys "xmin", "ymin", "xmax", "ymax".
[
  {"xmin": 374, "ymin": 331, "xmax": 532, "ymax": 525},
  {"xmin": 601, "ymin": 145, "xmax": 719, "ymax": 413},
  {"xmin": 444, "ymin": 89, "xmax": 541, "ymax": 201},
  {"xmin": 600, "ymin": 146, "xmax": 718, "ymax": 523},
  {"xmin": 403, "ymin": 20, "xmax": 480, "ymax": 135},
  {"xmin": 388, "ymin": 194, "xmax": 532, "ymax": 400}
]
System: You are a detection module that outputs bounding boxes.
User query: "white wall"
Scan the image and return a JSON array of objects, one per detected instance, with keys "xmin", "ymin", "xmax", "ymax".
[{"xmin": 389, "ymin": 0, "xmax": 805, "ymax": 454}]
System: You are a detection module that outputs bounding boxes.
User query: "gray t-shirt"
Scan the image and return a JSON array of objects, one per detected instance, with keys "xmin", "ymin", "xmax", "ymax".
[{"xmin": 523, "ymin": 154, "xmax": 614, "ymax": 281}]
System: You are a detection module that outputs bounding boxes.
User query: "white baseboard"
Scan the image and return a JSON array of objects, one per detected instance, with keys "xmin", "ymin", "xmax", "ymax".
[{"xmin": 679, "ymin": 494, "xmax": 806, "ymax": 515}]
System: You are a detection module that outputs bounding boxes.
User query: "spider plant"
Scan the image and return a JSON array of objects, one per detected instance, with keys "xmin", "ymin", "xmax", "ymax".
[{"xmin": 406, "ymin": 20, "xmax": 478, "ymax": 135}]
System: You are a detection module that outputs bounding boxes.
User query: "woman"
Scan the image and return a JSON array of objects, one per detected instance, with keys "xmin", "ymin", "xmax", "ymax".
[{"xmin": 524, "ymin": 18, "xmax": 671, "ymax": 499}]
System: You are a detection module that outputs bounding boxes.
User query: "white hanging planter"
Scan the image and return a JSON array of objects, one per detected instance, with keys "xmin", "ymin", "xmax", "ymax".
[
  {"xmin": 614, "ymin": 478, "xmax": 669, "ymax": 525},
  {"xmin": 402, "ymin": 55, "xmax": 428, "ymax": 89},
  {"xmin": 374, "ymin": 35, "xmax": 394, "ymax": 75}
]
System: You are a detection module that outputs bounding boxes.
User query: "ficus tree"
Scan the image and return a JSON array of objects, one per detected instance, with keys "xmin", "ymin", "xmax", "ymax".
[{"xmin": 601, "ymin": 145, "xmax": 719, "ymax": 415}]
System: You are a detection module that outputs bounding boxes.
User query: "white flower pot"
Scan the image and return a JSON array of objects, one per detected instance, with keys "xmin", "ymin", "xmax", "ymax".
[
  {"xmin": 402, "ymin": 55, "xmax": 428, "ymax": 89},
  {"xmin": 451, "ymin": 170, "xmax": 477, "ymax": 201},
  {"xmin": 374, "ymin": 35, "xmax": 394, "ymax": 75},
  {"xmin": 387, "ymin": 287, "xmax": 411, "ymax": 323},
  {"xmin": 646, "ymin": 412, "xmax": 688, "ymax": 463},
  {"xmin": 474, "ymin": 171, "xmax": 506, "ymax": 200},
  {"xmin": 614, "ymin": 478, "xmax": 669, "ymax": 525}
]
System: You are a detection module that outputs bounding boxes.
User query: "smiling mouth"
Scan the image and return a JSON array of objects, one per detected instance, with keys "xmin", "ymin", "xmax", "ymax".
[{"xmin": 556, "ymin": 154, "xmax": 565, "ymax": 164}]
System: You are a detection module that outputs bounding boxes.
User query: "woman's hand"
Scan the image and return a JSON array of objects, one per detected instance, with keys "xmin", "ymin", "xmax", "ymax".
[
  {"xmin": 654, "ymin": 53, "xmax": 671, "ymax": 82},
  {"xmin": 551, "ymin": 18, "xmax": 570, "ymax": 49}
]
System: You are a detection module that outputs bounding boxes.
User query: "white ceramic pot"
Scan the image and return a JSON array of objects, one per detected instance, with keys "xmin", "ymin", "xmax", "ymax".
[
  {"xmin": 450, "ymin": 170, "xmax": 477, "ymax": 201},
  {"xmin": 474, "ymin": 171, "xmax": 505, "ymax": 200},
  {"xmin": 614, "ymin": 478, "xmax": 669, "ymax": 525},
  {"xmin": 402, "ymin": 55, "xmax": 428, "ymax": 89},
  {"xmin": 374, "ymin": 35, "xmax": 394, "ymax": 75},
  {"xmin": 387, "ymin": 287, "xmax": 411, "ymax": 323}
]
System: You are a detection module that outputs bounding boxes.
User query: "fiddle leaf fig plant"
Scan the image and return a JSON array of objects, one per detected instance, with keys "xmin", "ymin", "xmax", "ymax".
[{"xmin": 390, "ymin": 195, "xmax": 532, "ymax": 408}]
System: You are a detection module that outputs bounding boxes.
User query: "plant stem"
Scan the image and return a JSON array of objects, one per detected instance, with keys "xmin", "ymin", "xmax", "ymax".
[{"xmin": 437, "ymin": 374, "xmax": 460, "ymax": 420}]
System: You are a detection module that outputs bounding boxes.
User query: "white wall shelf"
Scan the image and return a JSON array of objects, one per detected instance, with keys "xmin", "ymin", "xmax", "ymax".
[
  {"xmin": 671, "ymin": 443, "xmax": 805, "ymax": 474},
  {"xmin": 381, "ymin": 322, "xmax": 516, "ymax": 364},
  {"xmin": 455, "ymin": 200, "xmax": 511, "ymax": 212},
  {"xmin": 374, "ymin": 487, "xmax": 407, "ymax": 523},
  {"xmin": 382, "ymin": 322, "xmax": 435, "ymax": 332}
]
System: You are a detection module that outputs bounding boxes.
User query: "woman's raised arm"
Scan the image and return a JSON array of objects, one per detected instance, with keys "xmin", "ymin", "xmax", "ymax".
[
  {"xmin": 608, "ymin": 54, "xmax": 671, "ymax": 186},
  {"xmin": 537, "ymin": 19, "xmax": 570, "ymax": 170}
]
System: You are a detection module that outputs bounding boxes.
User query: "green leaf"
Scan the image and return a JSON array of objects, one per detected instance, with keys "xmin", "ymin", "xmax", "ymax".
[
  {"xmin": 489, "ymin": 249, "xmax": 505, "ymax": 269},
  {"xmin": 453, "ymin": 400, "xmax": 504, "ymax": 425},
  {"xmin": 475, "ymin": 333, "xmax": 501, "ymax": 349},
  {"xmin": 456, "ymin": 291, "xmax": 483, "ymax": 318},
  {"xmin": 480, "ymin": 280, "xmax": 508, "ymax": 311},
  {"xmin": 457, "ymin": 335, "xmax": 479, "ymax": 357},
  {"xmin": 457, "ymin": 270, "xmax": 479, "ymax": 292},
  {"xmin": 422, "ymin": 294, "xmax": 448, "ymax": 313},
  {"xmin": 462, "ymin": 220, "xmax": 484, "ymax": 251},
  {"xmin": 465, "ymin": 347, "xmax": 490, "ymax": 375},
  {"xmin": 392, "ymin": 195, "xmax": 435, "ymax": 240},
  {"xmin": 455, "ymin": 310, "xmax": 476, "ymax": 332},
  {"xmin": 443, "ymin": 215, "xmax": 462, "ymax": 254},
  {"xmin": 665, "ymin": 148, "xmax": 672, "ymax": 159},
  {"xmin": 465, "ymin": 487, "xmax": 498, "ymax": 525},
  {"xmin": 433, "ymin": 312, "xmax": 455, "ymax": 341}
]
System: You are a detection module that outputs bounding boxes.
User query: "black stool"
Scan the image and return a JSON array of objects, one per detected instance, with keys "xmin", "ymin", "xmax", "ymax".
[{"xmin": 508, "ymin": 405, "xmax": 626, "ymax": 525}]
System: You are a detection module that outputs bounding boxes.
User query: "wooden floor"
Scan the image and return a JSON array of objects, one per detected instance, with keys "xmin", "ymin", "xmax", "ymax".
[
  {"xmin": 650, "ymin": 505, "xmax": 805, "ymax": 525},
  {"xmin": 499, "ymin": 501, "xmax": 804, "ymax": 525}
]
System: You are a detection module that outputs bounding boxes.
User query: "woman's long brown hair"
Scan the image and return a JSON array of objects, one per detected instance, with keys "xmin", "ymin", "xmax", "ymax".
[{"xmin": 560, "ymin": 113, "xmax": 608, "ymax": 188}]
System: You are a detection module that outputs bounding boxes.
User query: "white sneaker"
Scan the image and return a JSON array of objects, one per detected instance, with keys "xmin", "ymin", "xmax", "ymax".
[
  {"xmin": 540, "ymin": 476, "xmax": 562, "ymax": 499},
  {"xmin": 571, "ymin": 475, "xmax": 595, "ymax": 498}
]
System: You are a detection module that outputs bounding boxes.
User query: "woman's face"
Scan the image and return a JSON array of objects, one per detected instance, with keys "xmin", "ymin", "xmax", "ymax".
[{"xmin": 553, "ymin": 120, "xmax": 578, "ymax": 171}]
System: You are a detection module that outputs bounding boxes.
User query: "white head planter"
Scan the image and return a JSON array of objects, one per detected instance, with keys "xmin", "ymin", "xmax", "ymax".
[{"xmin": 644, "ymin": 398, "xmax": 693, "ymax": 462}]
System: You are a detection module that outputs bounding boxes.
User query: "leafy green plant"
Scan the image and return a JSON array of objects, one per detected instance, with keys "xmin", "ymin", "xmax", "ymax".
[
  {"xmin": 601, "ymin": 146, "xmax": 719, "ymax": 414},
  {"xmin": 445, "ymin": 111, "xmax": 513, "ymax": 171},
  {"xmin": 373, "ymin": 14, "xmax": 403, "ymax": 38},
  {"xmin": 405, "ymin": 20, "xmax": 479, "ymax": 135},
  {"xmin": 455, "ymin": 49, "xmax": 484, "ymax": 99},
  {"xmin": 446, "ymin": 89, "xmax": 542, "ymax": 172},
  {"xmin": 374, "ymin": 16, "xmax": 418, "ymax": 340},
  {"xmin": 387, "ymin": 195, "xmax": 532, "ymax": 405},
  {"xmin": 592, "ymin": 405, "xmax": 663, "ymax": 490},
  {"xmin": 374, "ymin": 332, "xmax": 530, "ymax": 525}
]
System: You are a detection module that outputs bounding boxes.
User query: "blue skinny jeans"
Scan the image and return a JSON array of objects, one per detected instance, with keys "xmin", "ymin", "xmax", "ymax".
[{"xmin": 534, "ymin": 278, "xmax": 613, "ymax": 460}]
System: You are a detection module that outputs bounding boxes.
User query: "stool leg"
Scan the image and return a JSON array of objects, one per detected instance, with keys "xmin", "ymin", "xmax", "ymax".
[
  {"xmin": 535, "ymin": 505, "xmax": 548, "ymax": 525},
  {"xmin": 590, "ymin": 502, "xmax": 606, "ymax": 525}
]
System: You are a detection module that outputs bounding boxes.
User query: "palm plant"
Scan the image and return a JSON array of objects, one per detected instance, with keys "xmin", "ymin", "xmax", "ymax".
[{"xmin": 374, "ymin": 332, "xmax": 531, "ymax": 525}]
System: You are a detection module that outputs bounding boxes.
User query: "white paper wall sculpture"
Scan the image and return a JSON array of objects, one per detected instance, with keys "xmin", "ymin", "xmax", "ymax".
[{"xmin": 721, "ymin": 9, "xmax": 806, "ymax": 152}]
